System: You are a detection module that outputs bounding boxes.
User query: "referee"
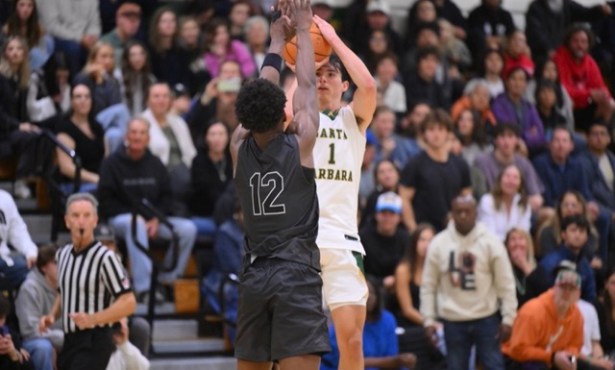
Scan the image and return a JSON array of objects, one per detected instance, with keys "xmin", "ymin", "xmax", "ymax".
[{"xmin": 39, "ymin": 193, "xmax": 136, "ymax": 370}]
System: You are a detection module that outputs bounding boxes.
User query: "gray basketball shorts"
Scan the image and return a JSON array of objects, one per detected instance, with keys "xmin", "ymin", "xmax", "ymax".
[{"xmin": 234, "ymin": 257, "xmax": 331, "ymax": 362}]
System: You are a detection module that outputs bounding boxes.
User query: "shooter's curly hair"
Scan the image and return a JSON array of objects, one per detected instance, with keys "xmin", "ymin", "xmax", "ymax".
[{"xmin": 235, "ymin": 78, "xmax": 287, "ymax": 133}]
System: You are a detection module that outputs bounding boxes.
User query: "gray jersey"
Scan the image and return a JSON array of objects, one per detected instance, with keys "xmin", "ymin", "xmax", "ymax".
[{"xmin": 235, "ymin": 134, "xmax": 320, "ymax": 269}]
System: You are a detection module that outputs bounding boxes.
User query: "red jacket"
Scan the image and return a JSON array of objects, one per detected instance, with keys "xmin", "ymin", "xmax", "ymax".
[
  {"xmin": 553, "ymin": 46, "xmax": 611, "ymax": 109},
  {"xmin": 503, "ymin": 53, "xmax": 535, "ymax": 79}
]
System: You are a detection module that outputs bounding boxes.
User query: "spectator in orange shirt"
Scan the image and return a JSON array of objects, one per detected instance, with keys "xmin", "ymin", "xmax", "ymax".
[{"xmin": 502, "ymin": 267, "xmax": 583, "ymax": 370}]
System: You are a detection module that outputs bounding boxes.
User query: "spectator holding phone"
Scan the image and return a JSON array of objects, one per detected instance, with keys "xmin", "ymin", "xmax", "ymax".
[
  {"xmin": 185, "ymin": 60, "xmax": 243, "ymax": 140},
  {"xmin": 0, "ymin": 295, "xmax": 32, "ymax": 369}
]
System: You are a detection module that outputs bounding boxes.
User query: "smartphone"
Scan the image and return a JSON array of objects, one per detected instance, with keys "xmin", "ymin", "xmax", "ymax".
[
  {"xmin": 0, "ymin": 325, "xmax": 9, "ymax": 336},
  {"xmin": 217, "ymin": 77, "xmax": 241, "ymax": 93}
]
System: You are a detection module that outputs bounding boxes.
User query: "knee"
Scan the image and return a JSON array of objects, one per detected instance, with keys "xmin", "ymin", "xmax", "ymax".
[
  {"xmin": 109, "ymin": 216, "xmax": 130, "ymax": 236},
  {"xmin": 186, "ymin": 221, "xmax": 197, "ymax": 237},
  {"xmin": 343, "ymin": 328, "xmax": 363, "ymax": 354},
  {"xmin": 176, "ymin": 220, "xmax": 197, "ymax": 240},
  {"xmin": 29, "ymin": 338, "xmax": 54, "ymax": 357}
]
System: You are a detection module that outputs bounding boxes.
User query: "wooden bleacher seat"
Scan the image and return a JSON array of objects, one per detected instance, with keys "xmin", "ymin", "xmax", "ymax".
[{"xmin": 0, "ymin": 157, "xmax": 16, "ymax": 180}]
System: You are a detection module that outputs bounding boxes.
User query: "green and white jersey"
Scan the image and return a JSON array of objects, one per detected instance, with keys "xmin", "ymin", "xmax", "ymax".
[{"xmin": 314, "ymin": 106, "xmax": 366, "ymax": 254}]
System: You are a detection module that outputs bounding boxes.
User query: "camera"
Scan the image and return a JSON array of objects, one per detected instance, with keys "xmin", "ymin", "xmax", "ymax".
[{"xmin": 0, "ymin": 325, "xmax": 9, "ymax": 336}]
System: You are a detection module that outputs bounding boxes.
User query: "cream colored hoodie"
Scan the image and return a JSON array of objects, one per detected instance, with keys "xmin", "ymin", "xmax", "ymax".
[{"xmin": 420, "ymin": 221, "xmax": 517, "ymax": 327}]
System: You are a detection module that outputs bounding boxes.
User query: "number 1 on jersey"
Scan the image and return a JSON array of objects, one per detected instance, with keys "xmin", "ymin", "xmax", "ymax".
[{"xmin": 328, "ymin": 143, "xmax": 336, "ymax": 165}]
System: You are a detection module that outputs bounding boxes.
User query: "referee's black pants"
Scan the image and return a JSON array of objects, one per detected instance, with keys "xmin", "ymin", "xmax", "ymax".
[{"xmin": 60, "ymin": 327, "xmax": 115, "ymax": 370}]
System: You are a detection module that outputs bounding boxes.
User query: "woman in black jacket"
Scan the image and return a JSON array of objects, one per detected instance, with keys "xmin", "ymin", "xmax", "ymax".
[
  {"xmin": 190, "ymin": 121, "xmax": 233, "ymax": 237},
  {"xmin": 0, "ymin": 36, "xmax": 55, "ymax": 198}
]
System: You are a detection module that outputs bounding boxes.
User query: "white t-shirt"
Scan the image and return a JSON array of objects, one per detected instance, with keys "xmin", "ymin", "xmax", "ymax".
[
  {"xmin": 314, "ymin": 106, "xmax": 366, "ymax": 253},
  {"xmin": 577, "ymin": 299, "xmax": 601, "ymax": 356}
]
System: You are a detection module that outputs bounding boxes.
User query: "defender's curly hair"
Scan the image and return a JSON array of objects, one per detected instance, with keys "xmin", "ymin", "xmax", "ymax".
[{"xmin": 235, "ymin": 78, "xmax": 287, "ymax": 133}]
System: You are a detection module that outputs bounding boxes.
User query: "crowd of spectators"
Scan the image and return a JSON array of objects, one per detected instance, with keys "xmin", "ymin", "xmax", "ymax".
[{"xmin": 1, "ymin": 0, "xmax": 615, "ymax": 369}]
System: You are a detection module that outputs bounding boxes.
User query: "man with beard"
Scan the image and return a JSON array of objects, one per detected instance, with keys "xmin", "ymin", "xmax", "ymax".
[
  {"xmin": 526, "ymin": 0, "xmax": 610, "ymax": 65},
  {"xmin": 502, "ymin": 266, "xmax": 611, "ymax": 369},
  {"xmin": 553, "ymin": 24, "xmax": 615, "ymax": 130}
]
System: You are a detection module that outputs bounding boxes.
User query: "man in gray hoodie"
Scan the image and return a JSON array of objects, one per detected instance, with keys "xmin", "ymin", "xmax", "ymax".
[{"xmin": 15, "ymin": 245, "xmax": 62, "ymax": 370}]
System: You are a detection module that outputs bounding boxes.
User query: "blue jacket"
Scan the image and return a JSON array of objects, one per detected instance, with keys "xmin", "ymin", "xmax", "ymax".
[
  {"xmin": 539, "ymin": 246, "xmax": 596, "ymax": 302},
  {"xmin": 579, "ymin": 150, "xmax": 615, "ymax": 212},
  {"xmin": 532, "ymin": 153, "xmax": 593, "ymax": 207}
]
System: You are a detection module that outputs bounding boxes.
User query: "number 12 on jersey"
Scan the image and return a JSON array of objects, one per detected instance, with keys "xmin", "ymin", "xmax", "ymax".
[{"xmin": 249, "ymin": 171, "xmax": 286, "ymax": 216}]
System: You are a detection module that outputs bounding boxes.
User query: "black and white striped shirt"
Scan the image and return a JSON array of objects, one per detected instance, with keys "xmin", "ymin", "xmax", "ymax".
[{"xmin": 56, "ymin": 240, "xmax": 131, "ymax": 333}]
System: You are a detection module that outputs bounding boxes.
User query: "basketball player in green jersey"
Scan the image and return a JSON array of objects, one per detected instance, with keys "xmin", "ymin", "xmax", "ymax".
[{"xmin": 286, "ymin": 15, "xmax": 377, "ymax": 370}]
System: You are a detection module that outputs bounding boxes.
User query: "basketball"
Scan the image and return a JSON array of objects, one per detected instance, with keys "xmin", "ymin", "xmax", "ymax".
[{"xmin": 282, "ymin": 22, "xmax": 332, "ymax": 66}]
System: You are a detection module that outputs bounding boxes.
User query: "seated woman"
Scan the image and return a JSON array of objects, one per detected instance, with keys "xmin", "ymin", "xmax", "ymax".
[
  {"xmin": 74, "ymin": 41, "xmax": 121, "ymax": 116},
  {"xmin": 202, "ymin": 18, "xmax": 255, "ymax": 79},
  {"xmin": 228, "ymin": 0, "xmax": 253, "ymax": 41},
  {"xmin": 526, "ymin": 59, "xmax": 574, "ymax": 132},
  {"xmin": 176, "ymin": 16, "xmax": 208, "ymax": 96},
  {"xmin": 359, "ymin": 159, "xmax": 401, "ymax": 229},
  {"xmin": 0, "ymin": 35, "xmax": 56, "ymax": 199},
  {"xmin": 115, "ymin": 40, "xmax": 156, "ymax": 117},
  {"xmin": 321, "ymin": 277, "xmax": 417, "ymax": 370},
  {"xmin": 394, "ymin": 223, "xmax": 435, "ymax": 327},
  {"xmin": 362, "ymin": 29, "xmax": 394, "ymax": 75},
  {"xmin": 55, "ymin": 84, "xmax": 104, "ymax": 194},
  {"xmin": 394, "ymin": 223, "xmax": 446, "ymax": 368},
  {"xmin": 74, "ymin": 41, "xmax": 128, "ymax": 153},
  {"xmin": 450, "ymin": 79, "xmax": 497, "ymax": 140},
  {"xmin": 534, "ymin": 79, "xmax": 587, "ymax": 151},
  {"xmin": 142, "ymin": 82, "xmax": 196, "ymax": 216},
  {"xmin": 438, "ymin": 19, "xmax": 472, "ymax": 73},
  {"xmin": 374, "ymin": 53, "xmax": 406, "ymax": 117},
  {"xmin": 453, "ymin": 108, "xmax": 491, "ymax": 166},
  {"xmin": 491, "ymin": 66, "xmax": 546, "ymax": 156},
  {"xmin": 2, "ymin": 0, "xmax": 54, "ymax": 70},
  {"xmin": 536, "ymin": 190, "xmax": 601, "ymax": 265},
  {"xmin": 504, "ymin": 228, "xmax": 536, "ymax": 308},
  {"xmin": 185, "ymin": 59, "xmax": 243, "ymax": 140},
  {"xmin": 470, "ymin": 48, "xmax": 504, "ymax": 99},
  {"xmin": 534, "ymin": 80, "xmax": 568, "ymax": 137},
  {"xmin": 502, "ymin": 30, "xmax": 535, "ymax": 80},
  {"xmin": 478, "ymin": 164, "xmax": 532, "ymax": 241},
  {"xmin": 190, "ymin": 121, "xmax": 232, "ymax": 237},
  {"xmin": 148, "ymin": 7, "xmax": 191, "ymax": 89}
]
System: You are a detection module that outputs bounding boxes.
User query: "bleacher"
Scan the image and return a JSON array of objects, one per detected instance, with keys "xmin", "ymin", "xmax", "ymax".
[
  {"xmin": 4, "ymin": 0, "xmax": 615, "ymax": 368},
  {"xmin": 0, "ymin": 158, "xmax": 235, "ymax": 369}
]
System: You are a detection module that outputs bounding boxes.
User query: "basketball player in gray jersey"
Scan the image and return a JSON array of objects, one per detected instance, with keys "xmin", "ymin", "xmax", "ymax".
[{"xmin": 230, "ymin": 0, "xmax": 329, "ymax": 369}]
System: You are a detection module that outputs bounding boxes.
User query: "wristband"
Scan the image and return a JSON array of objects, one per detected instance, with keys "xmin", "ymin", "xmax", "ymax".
[{"xmin": 261, "ymin": 53, "xmax": 283, "ymax": 73}]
